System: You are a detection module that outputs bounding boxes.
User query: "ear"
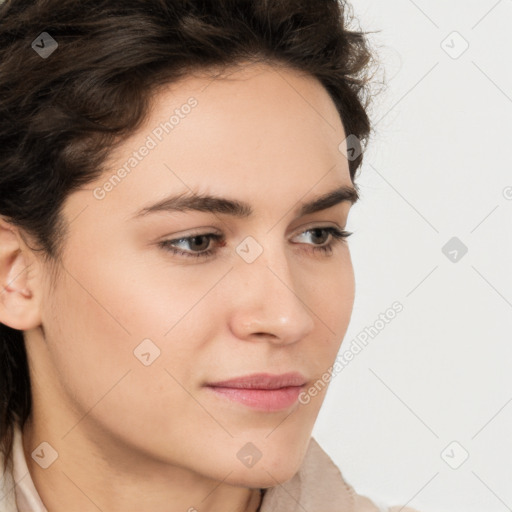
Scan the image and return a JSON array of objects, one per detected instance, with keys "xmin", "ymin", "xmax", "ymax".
[{"xmin": 0, "ymin": 218, "xmax": 42, "ymax": 331}]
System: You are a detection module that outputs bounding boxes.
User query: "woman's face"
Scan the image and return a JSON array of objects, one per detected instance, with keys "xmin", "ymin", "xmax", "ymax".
[{"xmin": 28, "ymin": 61, "xmax": 356, "ymax": 487}]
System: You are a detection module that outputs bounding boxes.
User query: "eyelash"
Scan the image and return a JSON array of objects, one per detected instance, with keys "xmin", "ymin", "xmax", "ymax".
[{"xmin": 157, "ymin": 227, "xmax": 353, "ymax": 260}]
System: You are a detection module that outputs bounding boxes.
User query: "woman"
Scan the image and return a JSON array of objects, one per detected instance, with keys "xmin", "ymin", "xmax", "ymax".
[{"xmin": 0, "ymin": 0, "xmax": 422, "ymax": 510}]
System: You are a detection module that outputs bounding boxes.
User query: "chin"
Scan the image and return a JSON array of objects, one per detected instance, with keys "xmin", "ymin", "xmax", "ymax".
[
  {"xmin": 221, "ymin": 454, "xmax": 305, "ymax": 489},
  {"xmin": 224, "ymin": 467, "xmax": 300, "ymax": 490}
]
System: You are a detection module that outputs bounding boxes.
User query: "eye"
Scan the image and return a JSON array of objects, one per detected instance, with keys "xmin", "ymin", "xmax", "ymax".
[
  {"xmin": 158, "ymin": 233, "xmax": 224, "ymax": 259},
  {"xmin": 157, "ymin": 227, "xmax": 352, "ymax": 259},
  {"xmin": 293, "ymin": 227, "xmax": 353, "ymax": 256}
]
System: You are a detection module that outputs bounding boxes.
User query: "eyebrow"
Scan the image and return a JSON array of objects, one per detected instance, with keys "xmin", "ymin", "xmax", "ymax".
[{"xmin": 132, "ymin": 184, "xmax": 359, "ymax": 220}]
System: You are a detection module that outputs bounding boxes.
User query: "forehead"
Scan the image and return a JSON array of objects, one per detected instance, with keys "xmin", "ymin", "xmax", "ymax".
[
  {"xmin": 108, "ymin": 60, "xmax": 346, "ymax": 158},
  {"xmin": 80, "ymin": 62, "xmax": 351, "ymax": 221}
]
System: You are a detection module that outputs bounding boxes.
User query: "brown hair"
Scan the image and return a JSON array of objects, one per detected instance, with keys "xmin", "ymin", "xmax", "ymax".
[{"xmin": 0, "ymin": 0, "xmax": 381, "ymax": 473}]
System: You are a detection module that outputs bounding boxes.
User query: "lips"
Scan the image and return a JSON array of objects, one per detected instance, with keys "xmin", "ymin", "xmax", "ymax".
[
  {"xmin": 204, "ymin": 372, "xmax": 308, "ymax": 412},
  {"xmin": 206, "ymin": 372, "xmax": 308, "ymax": 390}
]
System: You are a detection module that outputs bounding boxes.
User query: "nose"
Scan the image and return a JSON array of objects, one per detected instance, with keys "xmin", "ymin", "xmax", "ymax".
[{"xmin": 227, "ymin": 238, "xmax": 316, "ymax": 346}]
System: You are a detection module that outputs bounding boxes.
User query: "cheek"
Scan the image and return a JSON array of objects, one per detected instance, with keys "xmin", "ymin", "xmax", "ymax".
[
  {"xmin": 300, "ymin": 252, "xmax": 355, "ymax": 380},
  {"xmin": 40, "ymin": 265, "xmax": 221, "ymax": 460},
  {"xmin": 41, "ymin": 253, "xmax": 208, "ymax": 420},
  {"xmin": 307, "ymin": 249, "xmax": 355, "ymax": 331},
  {"xmin": 42, "ymin": 267, "xmax": 137, "ymax": 401}
]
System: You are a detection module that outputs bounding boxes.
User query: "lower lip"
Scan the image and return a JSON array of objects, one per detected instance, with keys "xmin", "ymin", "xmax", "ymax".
[{"xmin": 205, "ymin": 385, "xmax": 304, "ymax": 412}]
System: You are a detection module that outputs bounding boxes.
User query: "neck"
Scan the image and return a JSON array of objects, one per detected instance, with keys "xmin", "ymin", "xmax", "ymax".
[{"xmin": 21, "ymin": 415, "xmax": 263, "ymax": 512}]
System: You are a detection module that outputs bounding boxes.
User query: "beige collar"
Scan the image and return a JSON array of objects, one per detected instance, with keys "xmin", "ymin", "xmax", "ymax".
[{"xmin": 259, "ymin": 436, "xmax": 357, "ymax": 511}]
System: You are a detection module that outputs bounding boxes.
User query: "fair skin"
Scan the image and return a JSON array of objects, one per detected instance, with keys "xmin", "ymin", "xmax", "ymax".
[{"xmin": 0, "ymin": 61, "xmax": 356, "ymax": 512}]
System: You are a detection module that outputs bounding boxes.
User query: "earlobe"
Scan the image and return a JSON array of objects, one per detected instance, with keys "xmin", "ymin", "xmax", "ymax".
[{"xmin": 0, "ymin": 219, "xmax": 42, "ymax": 331}]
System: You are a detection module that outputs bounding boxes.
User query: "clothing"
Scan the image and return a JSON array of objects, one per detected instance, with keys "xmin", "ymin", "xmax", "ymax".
[{"xmin": 0, "ymin": 423, "xmax": 421, "ymax": 512}]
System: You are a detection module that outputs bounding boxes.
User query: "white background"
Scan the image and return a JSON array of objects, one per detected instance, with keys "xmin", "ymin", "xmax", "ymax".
[{"xmin": 313, "ymin": 1, "xmax": 512, "ymax": 511}]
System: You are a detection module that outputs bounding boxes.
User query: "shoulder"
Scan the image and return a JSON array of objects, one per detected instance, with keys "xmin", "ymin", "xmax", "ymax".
[
  {"xmin": 260, "ymin": 437, "xmax": 425, "ymax": 512},
  {"xmin": 0, "ymin": 445, "xmax": 18, "ymax": 512},
  {"xmin": 304, "ymin": 438, "xmax": 425, "ymax": 512}
]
